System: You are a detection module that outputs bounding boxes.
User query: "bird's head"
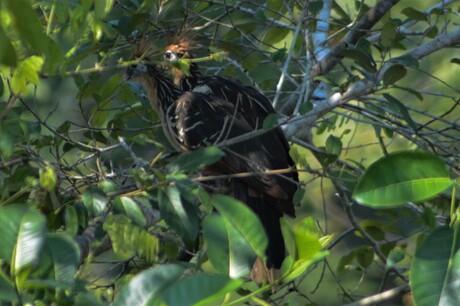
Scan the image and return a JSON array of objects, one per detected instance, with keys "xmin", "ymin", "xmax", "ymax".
[{"xmin": 164, "ymin": 38, "xmax": 196, "ymax": 62}]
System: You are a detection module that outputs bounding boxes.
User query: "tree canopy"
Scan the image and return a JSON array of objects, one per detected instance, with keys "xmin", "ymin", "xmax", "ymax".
[{"xmin": 0, "ymin": 0, "xmax": 459, "ymax": 305}]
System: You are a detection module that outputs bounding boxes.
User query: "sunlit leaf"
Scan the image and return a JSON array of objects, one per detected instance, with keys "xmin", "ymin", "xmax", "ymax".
[
  {"xmin": 160, "ymin": 273, "xmax": 243, "ymax": 306},
  {"xmin": 352, "ymin": 151, "xmax": 454, "ymax": 207},
  {"xmin": 158, "ymin": 186, "xmax": 199, "ymax": 244},
  {"xmin": 81, "ymin": 187, "xmax": 108, "ymax": 217},
  {"xmin": 120, "ymin": 196, "xmax": 147, "ymax": 228},
  {"xmin": 203, "ymin": 215, "xmax": 230, "ymax": 275},
  {"xmin": 11, "ymin": 56, "xmax": 44, "ymax": 94},
  {"xmin": 39, "ymin": 165, "xmax": 57, "ymax": 191},
  {"xmin": 212, "ymin": 195, "xmax": 268, "ymax": 259},
  {"xmin": 112, "ymin": 264, "xmax": 185, "ymax": 306},
  {"xmin": 4, "ymin": 0, "xmax": 51, "ymax": 54},
  {"xmin": 411, "ymin": 228, "xmax": 460, "ymax": 306},
  {"xmin": 103, "ymin": 215, "xmax": 160, "ymax": 263},
  {"xmin": 14, "ymin": 209, "xmax": 46, "ymax": 272}
]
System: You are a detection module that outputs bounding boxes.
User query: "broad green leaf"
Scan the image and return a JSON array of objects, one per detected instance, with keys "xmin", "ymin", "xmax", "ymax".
[
  {"xmin": 291, "ymin": 217, "xmax": 323, "ymax": 261},
  {"xmin": 171, "ymin": 146, "xmax": 224, "ymax": 172},
  {"xmin": 342, "ymin": 48, "xmax": 376, "ymax": 73},
  {"xmin": 120, "ymin": 196, "xmax": 147, "ymax": 228},
  {"xmin": 439, "ymin": 248, "xmax": 460, "ymax": 306},
  {"xmin": 81, "ymin": 187, "xmax": 108, "ymax": 217},
  {"xmin": 0, "ymin": 25, "xmax": 17, "ymax": 66},
  {"xmin": 411, "ymin": 228, "xmax": 460, "ymax": 306},
  {"xmin": 14, "ymin": 209, "xmax": 46, "ymax": 273},
  {"xmin": 281, "ymin": 251, "xmax": 328, "ymax": 282},
  {"xmin": 212, "ymin": 195, "xmax": 268, "ymax": 259},
  {"xmin": 383, "ymin": 93, "xmax": 418, "ymax": 131},
  {"xmin": 112, "ymin": 264, "xmax": 185, "ymax": 306},
  {"xmin": 262, "ymin": 27, "xmax": 290, "ymax": 45},
  {"xmin": 4, "ymin": 0, "xmax": 51, "ymax": 54},
  {"xmin": 203, "ymin": 215, "xmax": 230, "ymax": 275},
  {"xmin": 64, "ymin": 206, "xmax": 79, "ymax": 236},
  {"xmin": 44, "ymin": 234, "xmax": 80, "ymax": 287},
  {"xmin": 39, "ymin": 165, "xmax": 57, "ymax": 191},
  {"xmin": 0, "ymin": 270, "xmax": 17, "ymax": 303},
  {"xmin": 352, "ymin": 151, "xmax": 454, "ymax": 207},
  {"xmin": 94, "ymin": 0, "xmax": 114, "ymax": 18},
  {"xmin": 225, "ymin": 215, "xmax": 258, "ymax": 278},
  {"xmin": 0, "ymin": 205, "xmax": 28, "ymax": 264},
  {"xmin": 103, "ymin": 215, "xmax": 159, "ymax": 263},
  {"xmin": 401, "ymin": 7, "xmax": 427, "ymax": 21},
  {"xmin": 380, "ymin": 20, "xmax": 398, "ymax": 48},
  {"xmin": 11, "ymin": 56, "xmax": 44, "ymax": 94},
  {"xmin": 325, "ymin": 135, "xmax": 342, "ymax": 157},
  {"xmin": 382, "ymin": 64, "xmax": 407, "ymax": 86},
  {"xmin": 0, "ymin": 126, "xmax": 13, "ymax": 159},
  {"xmin": 158, "ymin": 186, "xmax": 199, "ymax": 244},
  {"xmin": 159, "ymin": 273, "xmax": 243, "ymax": 306}
]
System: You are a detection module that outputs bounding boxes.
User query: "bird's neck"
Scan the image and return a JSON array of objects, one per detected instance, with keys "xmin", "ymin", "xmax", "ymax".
[{"xmin": 144, "ymin": 65, "xmax": 182, "ymax": 114}]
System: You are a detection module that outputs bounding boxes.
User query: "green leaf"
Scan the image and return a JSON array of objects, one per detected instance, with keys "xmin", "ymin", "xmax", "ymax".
[
  {"xmin": 439, "ymin": 248, "xmax": 460, "ymax": 306},
  {"xmin": 160, "ymin": 273, "xmax": 243, "ymax": 306},
  {"xmin": 291, "ymin": 217, "xmax": 323, "ymax": 261},
  {"xmin": 342, "ymin": 48, "xmax": 376, "ymax": 73},
  {"xmin": 44, "ymin": 234, "xmax": 80, "ymax": 287},
  {"xmin": 382, "ymin": 64, "xmax": 407, "ymax": 86},
  {"xmin": 14, "ymin": 209, "xmax": 46, "ymax": 273},
  {"xmin": 11, "ymin": 56, "xmax": 44, "ymax": 94},
  {"xmin": 120, "ymin": 196, "xmax": 147, "ymax": 228},
  {"xmin": 171, "ymin": 146, "xmax": 225, "ymax": 172},
  {"xmin": 383, "ymin": 93, "xmax": 418, "ymax": 131},
  {"xmin": 112, "ymin": 264, "xmax": 185, "ymax": 306},
  {"xmin": 212, "ymin": 195, "xmax": 268, "ymax": 259},
  {"xmin": 0, "ymin": 269, "xmax": 17, "ymax": 303},
  {"xmin": 262, "ymin": 113, "xmax": 279, "ymax": 129},
  {"xmin": 401, "ymin": 7, "xmax": 427, "ymax": 21},
  {"xmin": 103, "ymin": 215, "xmax": 160, "ymax": 263},
  {"xmin": 411, "ymin": 228, "xmax": 460, "ymax": 306},
  {"xmin": 203, "ymin": 215, "xmax": 230, "ymax": 275},
  {"xmin": 325, "ymin": 135, "xmax": 342, "ymax": 157},
  {"xmin": 81, "ymin": 187, "xmax": 108, "ymax": 217},
  {"xmin": 39, "ymin": 165, "xmax": 57, "ymax": 191},
  {"xmin": 158, "ymin": 186, "xmax": 199, "ymax": 244},
  {"xmin": 4, "ymin": 0, "xmax": 51, "ymax": 54},
  {"xmin": 0, "ymin": 126, "xmax": 13, "ymax": 159},
  {"xmin": 263, "ymin": 27, "xmax": 290, "ymax": 45},
  {"xmin": 0, "ymin": 205, "xmax": 28, "ymax": 264},
  {"xmin": 352, "ymin": 151, "xmax": 454, "ymax": 207},
  {"xmin": 380, "ymin": 20, "xmax": 398, "ymax": 48},
  {"xmin": 0, "ymin": 25, "xmax": 17, "ymax": 66},
  {"xmin": 94, "ymin": 0, "xmax": 114, "ymax": 18},
  {"xmin": 64, "ymin": 206, "xmax": 79, "ymax": 236},
  {"xmin": 450, "ymin": 58, "xmax": 460, "ymax": 65}
]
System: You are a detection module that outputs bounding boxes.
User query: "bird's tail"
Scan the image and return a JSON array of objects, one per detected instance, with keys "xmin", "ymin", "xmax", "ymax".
[{"xmin": 233, "ymin": 180, "xmax": 285, "ymax": 284}]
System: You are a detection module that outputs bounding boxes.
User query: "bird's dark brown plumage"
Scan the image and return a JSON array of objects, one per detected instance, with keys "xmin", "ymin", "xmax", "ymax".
[{"xmin": 163, "ymin": 38, "xmax": 299, "ymax": 271}]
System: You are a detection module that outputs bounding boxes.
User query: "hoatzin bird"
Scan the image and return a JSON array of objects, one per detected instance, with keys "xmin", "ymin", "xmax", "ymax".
[
  {"xmin": 163, "ymin": 37, "xmax": 299, "ymax": 280},
  {"xmin": 127, "ymin": 39, "xmax": 297, "ymax": 283}
]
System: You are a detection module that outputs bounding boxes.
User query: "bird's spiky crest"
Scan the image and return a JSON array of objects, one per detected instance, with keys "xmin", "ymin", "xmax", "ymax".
[
  {"xmin": 165, "ymin": 29, "xmax": 202, "ymax": 57},
  {"xmin": 130, "ymin": 34, "xmax": 159, "ymax": 61}
]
